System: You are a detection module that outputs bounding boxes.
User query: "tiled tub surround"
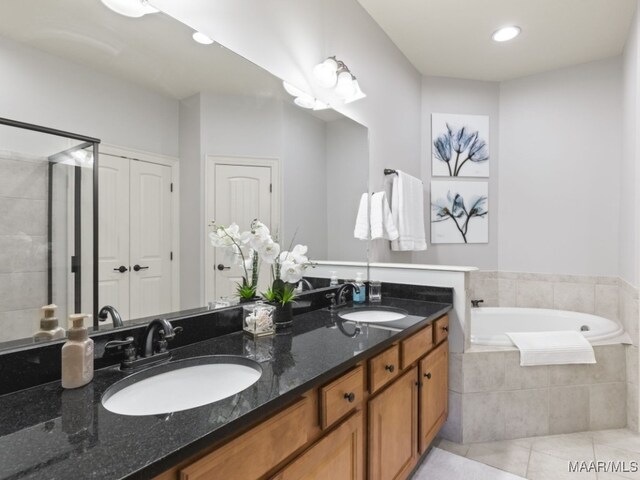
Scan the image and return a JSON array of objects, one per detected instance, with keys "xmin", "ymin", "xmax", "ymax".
[
  {"xmin": 469, "ymin": 271, "xmax": 639, "ymax": 435},
  {"xmin": 441, "ymin": 345, "xmax": 627, "ymax": 444}
]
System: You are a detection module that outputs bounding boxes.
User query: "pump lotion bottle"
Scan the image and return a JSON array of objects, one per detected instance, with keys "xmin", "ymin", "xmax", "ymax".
[{"xmin": 61, "ymin": 314, "xmax": 94, "ymax": 389}]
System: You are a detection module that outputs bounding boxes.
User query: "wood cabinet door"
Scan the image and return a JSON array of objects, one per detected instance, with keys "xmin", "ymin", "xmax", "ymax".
[
  {"xmin": 419, "ymin": 341, "xmax": 448, "ymax": 453},
  {"xmin": 272, "ymin": 411, "xmax": 364, "ymax": 480},
  {"xmin": 368, "ymin": 367, "xmax": 418, "ymax": 480}
]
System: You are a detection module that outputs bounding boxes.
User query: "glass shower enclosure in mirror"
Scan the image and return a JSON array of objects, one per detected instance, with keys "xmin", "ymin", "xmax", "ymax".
[{"xmin": 0, "ymin": 118, "xmax": 98, "ymax": 345}]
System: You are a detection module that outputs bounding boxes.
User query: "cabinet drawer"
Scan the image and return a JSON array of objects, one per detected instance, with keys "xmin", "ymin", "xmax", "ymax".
[
  {"xmin": 320, "ymin": 366, "xmax": 364, "ymax": 430},
  {"xmin": 180, "ymin": 396, "xmax": 314, "ymax": 480},
  {"xmin": 369, "ymin": 345, "xmax": 400, "ymax": 394},
  {"xmin": 433, "ymin": 315, "xmax": 449, "ymax": 345},
  {"xmin": 401, "ymin": 325, "xmax": 433, "ymax": 369}
]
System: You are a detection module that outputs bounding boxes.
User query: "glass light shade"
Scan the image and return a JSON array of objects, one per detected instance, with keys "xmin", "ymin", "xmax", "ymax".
[
  {"xmin": 294, "ymin": 94, "xmax": 316, "ymax": 109},
  {"xmin": 100, "ymin": 0, "xmax": 159, "ymax": 17},
  {"xmin": 313, "ymin": 100, "xmax": 330, "ymax": 111},
  {"xmin": 344, "ymin": 78, "xmax": 366, "ymax": 104},
  {"xmin": 192, "ymin": 32, "xmax": 214, "ymax": 45},
  {"xmin": 492, "ymin": 26, "xmax": 521, "ymax": 42},
  {"xmin": 282, "ymin": 81, "xmax": 305, "ymax": 98},
  {"xmin": 313, "ymin": 58, "xmax": 339, "ymax": 88},
  {"xmin": 334, "ymin": 71, "xmax": 356, "ymax": 99}
]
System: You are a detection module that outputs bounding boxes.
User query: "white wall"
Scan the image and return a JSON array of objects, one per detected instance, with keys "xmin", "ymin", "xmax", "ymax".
[
  {"xmin": 152, "ymin": 0, "xmax": 423, "ymax": 200},
  {"xmin": 498, "ymin": 58, "xmax": 622, "ymax": 276},
  {"xmin": 0, "ymin": 36, "xmax": 179, "ymax": 157},
  {"xmin": 621, "ymin": 7, "xmax": 640, "ymax": 287},
  {"xmin": 399, "ymin": 76, "xmax": 500, "ymax": 269}
]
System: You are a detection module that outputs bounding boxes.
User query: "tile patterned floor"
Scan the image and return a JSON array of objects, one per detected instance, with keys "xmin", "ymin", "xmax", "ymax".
[
  {"xmin": 412, "ymin": 448, "xmax": 525, "ymax": 480},
  {"xmin": 421, "ymin": 429, "xmax": 640, "ymax": 480}
]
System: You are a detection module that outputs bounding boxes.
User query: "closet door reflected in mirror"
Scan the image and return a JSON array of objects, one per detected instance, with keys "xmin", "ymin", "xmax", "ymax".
[{"xmin": 98, "ymin": 150, "xmax": 178, "ymax": 324}]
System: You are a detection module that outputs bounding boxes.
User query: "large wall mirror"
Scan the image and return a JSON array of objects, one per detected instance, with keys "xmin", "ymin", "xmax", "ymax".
[{"xmin": 0, "ymin": 0, "xmax": 369, "ymax": 348}]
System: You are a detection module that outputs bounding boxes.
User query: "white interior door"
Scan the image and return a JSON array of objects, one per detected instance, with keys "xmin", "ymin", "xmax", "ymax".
[
  {"xmin": 213, "ymin": 163, "xmax": 272, "ymax": 299},
  {"xmin": 98, "ymin": 154, "xmax": 130, "ymax": 321},
  {"xmin": 129, "ymin": 160, "xmax": 173, "ymax": 319}
]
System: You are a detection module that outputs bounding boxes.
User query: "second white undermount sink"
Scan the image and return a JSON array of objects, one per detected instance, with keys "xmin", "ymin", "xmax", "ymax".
[
  {"xmin": 102, "ymin": 355, "xmax": 262, "ymax": 416},
  {"xmin": 338, "ymin": 307, "xmax": 408, "ymax": 323}
]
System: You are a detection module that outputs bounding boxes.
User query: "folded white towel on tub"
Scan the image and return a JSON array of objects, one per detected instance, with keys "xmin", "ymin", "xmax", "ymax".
[{"xmin": 506, "ymin": 331, "xmax": 596, "ymax": 366}]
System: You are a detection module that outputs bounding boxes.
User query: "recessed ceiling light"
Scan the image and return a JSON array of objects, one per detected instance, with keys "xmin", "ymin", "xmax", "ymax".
[
  {"xmin": 492, "ymin": 26, "xmax": 521, "ymax": 42},
  {"xmin": 192, "ymin": 31, "xmax": 214, "ymax": 45},
  {"xmin": 100, "ymin": 0, "xmax": 159, "ymax": 18}
]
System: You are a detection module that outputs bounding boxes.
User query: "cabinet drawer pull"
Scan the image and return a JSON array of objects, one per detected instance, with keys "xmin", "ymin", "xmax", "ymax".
[
  {"xmin": 425, "ymin": 372, "xmax": 432, "ymax": 379},
  {"xmin": 442, "ymin": 326, "xmax": 448, "ymax": 332},
  {"xmin": 385, "ymin": 364, "xmax": 395, "ymax": 373},
  {"xmin": 343, "ymin": 392, "xmax": 356, "ymax": 403}
]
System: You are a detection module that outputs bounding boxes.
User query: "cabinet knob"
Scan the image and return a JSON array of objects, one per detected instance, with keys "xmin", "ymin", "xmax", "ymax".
[
  {"xmin": 385, "ymin": 364, "xmax": 395, "ymax": 373},
  {"xmin": 442, "ymin": 326, "xmax": 449, "ymax": 332},
  {"xmin": 344, "ymin": 392, "xmax": 356, "ymax": 403},
  {"xmin": 425, "ymin": 372, "xmax": 432, "ymax": 379}
]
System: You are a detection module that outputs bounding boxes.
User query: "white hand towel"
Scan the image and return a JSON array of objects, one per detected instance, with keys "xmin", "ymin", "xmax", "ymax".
[
  {"xmin": 370, "ymin": 192, "xmax": 399, "ymax": 241},
  {"xmin": 506, "ymin": 331, "xmax": 596, "ymax": 366},
  {"xmin": 388, "ymin": 171, "xmax": 427, "ymax": 251},
  {"xmin": 353, "ymin": 193, "xmax": 369, "ymax": 240}
]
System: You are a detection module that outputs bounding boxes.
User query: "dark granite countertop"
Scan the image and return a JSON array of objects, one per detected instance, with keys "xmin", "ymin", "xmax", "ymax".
[{"xmin": 0, "ymin": 298, "xmax": 451, "ymax": 480}]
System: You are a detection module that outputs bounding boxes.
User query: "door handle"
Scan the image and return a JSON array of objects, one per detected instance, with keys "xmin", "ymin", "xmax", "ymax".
[
  {"xmin": 133, "ymin": 264, "xmax": 149, "ymax": 272},
  {"xmin": 113, "ymin": 265, "xmax": 128, "ymax": 273},
  {"xmin": 217, "ymin": 264, "xmax": 230, "ymax": 271}
]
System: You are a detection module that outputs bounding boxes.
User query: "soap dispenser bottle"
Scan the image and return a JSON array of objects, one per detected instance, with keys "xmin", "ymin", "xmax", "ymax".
[
  {"xmin": 61, "ymin": 314, "xmax": 94, "ymax": 389},
  {"xmin": 353, "ymin": 273, "xmax": 366, "ymax": 304},
  {"xmin": 34, "ymin": 304, "xmax": 65, "ymax": 342}
]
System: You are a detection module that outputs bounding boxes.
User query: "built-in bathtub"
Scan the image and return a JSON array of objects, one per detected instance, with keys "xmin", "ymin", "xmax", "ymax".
[
  {"xmin": 471, "ymin": 307, "xmax": 626, "ymax": 347},
  {"xmin": 439, "ymin": 307, "xmax": 630, "ymax": 444}
]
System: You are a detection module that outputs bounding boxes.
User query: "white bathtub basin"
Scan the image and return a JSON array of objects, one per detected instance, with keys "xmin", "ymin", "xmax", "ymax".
[{"xmin": 471, "ymin": 307, "xmax": 624, "ymax": 347}]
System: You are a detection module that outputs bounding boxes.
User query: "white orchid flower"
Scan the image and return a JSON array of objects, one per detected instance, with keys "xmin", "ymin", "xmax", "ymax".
[
  {"xmin": 259, "ymin": 240, "xmax": 280, "ymax": 264},
  {"xmin": 280, "ymin": 260, "xmax": 304, "ymax": 283}
]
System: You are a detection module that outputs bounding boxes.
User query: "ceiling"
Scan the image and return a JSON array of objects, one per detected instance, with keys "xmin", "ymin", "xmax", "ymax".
[
  {"xmin": 0, "ymin": 0, "xmax": 283, "ymax": 100},
  {"xmin": 357, "ymin": 0, "xmax": 638, "ymax": 81}
]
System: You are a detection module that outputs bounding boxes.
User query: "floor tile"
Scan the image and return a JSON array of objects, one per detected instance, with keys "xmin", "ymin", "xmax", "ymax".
[
  {"xmin": 434, "ymin": 438, "xmax": 470, "ymax": 457},
  {"xmin": 527, "ymin": 451, "xmax": 597, "ymax": 479},
  {"xmin": 466, "ymin": 441, "xmax": 531, "ymax": 477},
  {"xmin": 593, "ymin": 444, "xmax": 640, "ymax": 479},
  {"xmin": 411, "ymin": 448, "xmax": 526, "ymax": 480},
  {"xmin": 592, "ymin": 429, "xmax": 640, "ymax": 454},
  {"xmin": 530, "ymin": 432, "xmax": 595, "ymax": 461}
]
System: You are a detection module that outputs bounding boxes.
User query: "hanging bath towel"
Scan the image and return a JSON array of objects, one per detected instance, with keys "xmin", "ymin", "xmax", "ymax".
[{"xmin": 388, "ymin": 171, "xmax": 427, "ymax": 251}]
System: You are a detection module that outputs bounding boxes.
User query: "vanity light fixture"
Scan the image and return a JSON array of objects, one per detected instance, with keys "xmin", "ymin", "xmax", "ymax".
[
  {"xmin": 100, "ymin": 0, "xmax": 159, "ymax": 17},
  {"xmin": 492, "ymin": 25, "xmax": 521, "ymax": 42},
  {"xmin": 313, "ymin": 56, "xmax": 366, "ymax": 104},
  {"xmin": 192, "ymin": 31, "xmax": 214, "ymax": 45},
  {"xmin": 282, "ymin": 81, "xmax": 330, "ymax": 111}
]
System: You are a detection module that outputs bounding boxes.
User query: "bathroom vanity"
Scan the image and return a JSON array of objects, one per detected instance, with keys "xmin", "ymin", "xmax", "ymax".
[
  {"xmin": 153, "ymin": 308, "xmax": 450, "ymax": 480},
  {"xmin": 0, "ymin": 296, "xmax": 450, "ymax": 480}
]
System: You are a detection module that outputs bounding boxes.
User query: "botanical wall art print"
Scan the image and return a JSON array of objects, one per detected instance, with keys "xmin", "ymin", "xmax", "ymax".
[
  {"xmin": 432, "ymin": 113, "xmax": 489, "ymax": 177},
  {"xmin": 431, "ymin": 181, "xmax": 488, "ymax": 244}
]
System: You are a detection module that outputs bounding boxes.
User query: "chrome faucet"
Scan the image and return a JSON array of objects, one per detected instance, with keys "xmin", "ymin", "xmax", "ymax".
[
  {"xmin": 336, "ymin": 283, "xmax": 361, "ymax": 306},
  {"xmin": 98, "ymin": 305, "xmax": 123, "ymax": 328},
  {"xmin": 298, "ymin": 278, "xmax": 314, "ymax": 291}
]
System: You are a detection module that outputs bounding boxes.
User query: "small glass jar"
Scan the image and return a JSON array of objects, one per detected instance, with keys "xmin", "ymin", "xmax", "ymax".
[
  {"xmin": 368, "ymin": 281, "xmax": 382, "ymax": 303},
  {"xmin": 243, "ymin": 301, "xmax": 275, "ymax": 337}
]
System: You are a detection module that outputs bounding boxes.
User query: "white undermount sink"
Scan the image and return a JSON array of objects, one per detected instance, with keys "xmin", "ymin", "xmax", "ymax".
[
  {"xmin": 338, "ymin": 307, "xmax": 408, "ymax": 323},
  {"xmin": 102, "ymin": 356, "xmax": 262, "ymax": 416}
]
